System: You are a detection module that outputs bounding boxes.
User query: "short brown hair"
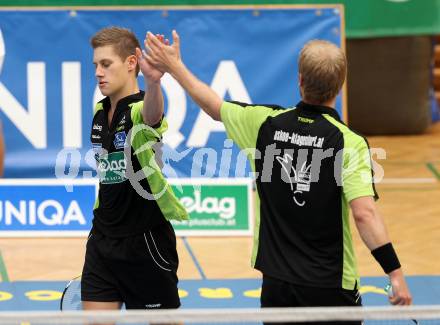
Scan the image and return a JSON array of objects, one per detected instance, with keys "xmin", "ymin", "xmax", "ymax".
[
  {"xmin": 91, "ymin": 26, "xmax": 141, "ymax": 75},
  {"xmin": 298, "ymin": 40, "xmax": 347, "ymax": 104}
]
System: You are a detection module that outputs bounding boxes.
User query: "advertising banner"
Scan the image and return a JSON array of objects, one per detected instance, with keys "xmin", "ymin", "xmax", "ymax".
[
  {"xmin": 0, "ymin": 179, "xmax": 97, "ymax": 237},
  {"xmin": 169, "ymin": 178, "xmax": 253, "ymax": 236},
  {"xmin": 0, "ymin": 7, "xmax": 344, "ymax": 178},
  {"xmin": 0, "ymin": 178, "xmax": 252, "ymax": 237}
]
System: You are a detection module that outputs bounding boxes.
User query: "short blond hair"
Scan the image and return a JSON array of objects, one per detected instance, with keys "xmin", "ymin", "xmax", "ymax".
[
  {"xmin": 298, "ymin": 40, "xmax": 347, "ymax": 104},
  {"xmin": 91, "ymin": 26, "xmax": 140, "ymax": 75}
]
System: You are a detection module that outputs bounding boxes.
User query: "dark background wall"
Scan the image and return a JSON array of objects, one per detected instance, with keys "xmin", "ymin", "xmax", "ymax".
[{"xmin": 347, "ymin": 36, "xmax": 433, "ymax": 135}]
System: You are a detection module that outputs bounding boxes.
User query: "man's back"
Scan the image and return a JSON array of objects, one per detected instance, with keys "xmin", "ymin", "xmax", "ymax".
[
  {"xmin": 143, "ymin": 30, "xmax": 413, "ymax": 307},
  {"xmin": 222, "ymin": 100, "xmax": 376, "ymax": 290}
]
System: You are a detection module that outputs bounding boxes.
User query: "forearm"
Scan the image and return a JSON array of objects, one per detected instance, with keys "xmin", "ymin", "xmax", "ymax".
[
  {"xmin": 142, "ymin": 80, "xmax": 164, "ymax": 126},
  {"xmin": 170, "ymin": 61, "xmax": 223, "ymax": 121},
  {"xmin": 353, "ymin": 206, "xmax": 390, "ymax": 251}
]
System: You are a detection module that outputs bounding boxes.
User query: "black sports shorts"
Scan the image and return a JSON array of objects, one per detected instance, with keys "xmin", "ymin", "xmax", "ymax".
[
  {"xmin": 81, "ymin": 221, "xmax": 180, "ymax": 309},
  {"xmin": 261, "ymin": 275, "xmax": 362, "ymax": 325}
]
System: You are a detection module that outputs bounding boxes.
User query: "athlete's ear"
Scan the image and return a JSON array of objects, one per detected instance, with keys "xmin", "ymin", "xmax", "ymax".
[
  {"xmin": 127, "ymin": 54, "xmax": 138, "ymax": 73},
  {"xmin": 298, "ymin": 73, "xmax": 305, "ymax": 98}
]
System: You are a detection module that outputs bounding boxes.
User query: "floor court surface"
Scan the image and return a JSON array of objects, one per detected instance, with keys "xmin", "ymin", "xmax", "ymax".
[{"xmin": 0, "ymin": 123, "xmax": 439, "ymax": 310}]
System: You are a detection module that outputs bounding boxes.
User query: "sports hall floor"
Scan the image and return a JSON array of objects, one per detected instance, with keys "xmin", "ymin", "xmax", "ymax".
[{"xmin": 0, "ymin": 123, "xmax": 439, "ymax": 310}]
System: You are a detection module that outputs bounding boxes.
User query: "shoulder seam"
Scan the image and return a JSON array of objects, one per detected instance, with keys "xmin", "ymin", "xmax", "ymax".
[
  {"xmin": 323, "ymin": 114, "xmax": 364, "ymax": 141},
  {"xmin": 228, "ymin": 100, "xmax": 288, "ymax": 111},
  {"xmin": 323, "ymin": 114, "xmax": 379, "ymax": 201}
]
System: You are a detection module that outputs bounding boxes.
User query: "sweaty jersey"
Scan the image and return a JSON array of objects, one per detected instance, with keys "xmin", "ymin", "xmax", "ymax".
[
  {"xmin": 221, "ymin": 100, "xmax": 378, "ymax": 290},
  {"xmin": 90, "ymin": 91, "xmax": 188, "ymax": 237}
]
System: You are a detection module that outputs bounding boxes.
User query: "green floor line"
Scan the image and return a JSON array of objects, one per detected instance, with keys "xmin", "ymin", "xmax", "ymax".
[
  {"xmin": 0, "ymin": 250, "xmax": 10, "ymax": 282},
  {"xmin": 426, "ymin": 163, "xmax": 440, "ymax": 181}
]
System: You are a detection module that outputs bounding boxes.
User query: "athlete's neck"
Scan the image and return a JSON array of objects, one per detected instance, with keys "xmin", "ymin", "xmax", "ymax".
[
  {"xmin": 302, "ymin": 97, "xmax": 336, "ymax": 109},
  {"xmin": 109, "ymin": 79, "xmax": 140, "ymax": 112},
  {"xmin": 107, "ymin": 80, "xmax": 139, "ymax": 127}
]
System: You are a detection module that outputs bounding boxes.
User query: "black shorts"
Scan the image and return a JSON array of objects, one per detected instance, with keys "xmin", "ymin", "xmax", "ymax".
[
  {"xmin": 261, "ymin": 275, "xmax": 362, "ymax": 325},
  {"xmin": 81, "ymin": 221, "xmax": 180, "ymax": 309}
]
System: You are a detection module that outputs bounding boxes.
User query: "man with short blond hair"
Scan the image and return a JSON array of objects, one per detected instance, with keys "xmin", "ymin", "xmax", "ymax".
[
  {"xmin": 82, "ymin": 27, "xmax": 188, "ymax": 316},
  {"xmin": 145, "ymin": 32, "xmax": 412, "ymax": 324},
  {"xmin": 298, "ymin": 40, "xmax": 347, "ymax": 104}
]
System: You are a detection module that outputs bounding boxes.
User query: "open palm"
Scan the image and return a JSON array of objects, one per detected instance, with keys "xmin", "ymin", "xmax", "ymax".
[
  {"xmin": 136, "ymin": 47, "xmax": 163, "ymax": 83},
  {"xmin": 145, "ymin": 30, "xmax": 181, "ymax": 74}
]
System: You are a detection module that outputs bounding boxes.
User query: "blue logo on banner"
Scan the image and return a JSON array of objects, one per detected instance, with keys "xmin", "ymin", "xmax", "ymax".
[
  {"xmin": 0, "ymin": 183, "xmax": 95, "ymax": 232},
  {"xmin": 113, "ymin": 132, "xmax": 126, "ymax": 149}
]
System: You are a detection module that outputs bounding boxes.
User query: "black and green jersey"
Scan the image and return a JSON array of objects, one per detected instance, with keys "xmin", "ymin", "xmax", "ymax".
[
  {"xmin": 221, "ymin": 100, "xmax": 377, "ymax": 290},
  {"xmin": 90, "ymin": 91, "xmax": 188, "ymax": 237}
]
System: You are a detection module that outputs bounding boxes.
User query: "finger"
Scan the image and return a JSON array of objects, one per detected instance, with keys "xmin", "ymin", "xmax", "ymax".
[
  {"xmin": 159, "ymin": 35, "xmax": 168, "ymax": 46},
  {"xmin": 144, "ymin": 54, "xmax": 157, "ymax": 67},
  {"xmin": 401, "ymin": 295, "xmax": 412, "ymax": 306},
  {"xmin": 144, "ymin": 37, "xmax": 155, "ymax": 51},
  {"xmin": 147, "ymin": 31, "xmax": 164, "ymax": 48},
  {"xmin": 145, "ymin": 55, "xmax": 165, "ymax": 72},
  {"xmin": 142, "ymin": 49, "xmax": 149, "ymax": 59},
  {"xmin": 146, "ymin": 36, "xmax": 160, "ymax": 53},
  {"xmin": 400, "ymin": 297, "xmax": 409, "ymax": 306},
  {"xmin": 172, "ymin": 30, "xmax": 180, "ymax": 48},
  {"xmin": 143, "ymin": 48, "xmax": 157, "ymax": 65},
  {"xmin": 135, "ymin": 47, "xmax": 142, "ymax": 59},
  {"xmin": 389, "ymin": 295, "xmax": 401, "ymax": 305},
  {"xmin": 156, "ymin": 34, "xmax": 164, "ymax": 43}
]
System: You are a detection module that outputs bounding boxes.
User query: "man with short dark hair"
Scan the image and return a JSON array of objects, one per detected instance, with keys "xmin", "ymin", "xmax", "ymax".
[
  {"xmin": 82, "ymin": 26, "xmax": 188, "ymax": 316},
  {"xmin": 145, "ymin": 32, "xmax": 412, "ymax": 323}
]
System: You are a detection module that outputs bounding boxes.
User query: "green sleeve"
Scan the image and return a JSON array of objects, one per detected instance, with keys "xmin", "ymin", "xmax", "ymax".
[
  {"xmin": 220, "ymin": 101, "xmax": 288, "ymax": 149},
  {"xmin": 130, "ymin": 101, "xmax": 168, "ymax": 141},
  {"xmin": 342, "ymin": 137, "xmax": 375, "ymax": 202},
  {"xmin": 129, "ymin": 101, "xmax": 188, "ymax": 221}
]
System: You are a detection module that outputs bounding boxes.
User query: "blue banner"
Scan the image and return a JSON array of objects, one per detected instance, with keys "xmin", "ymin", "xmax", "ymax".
[
  {"xmin": 0, "ymin": 180, "xmax": 96, "ymax": 235},
  {"xmin": 0, "ymin": 8, "xmax": 343, "ymax": 178}
]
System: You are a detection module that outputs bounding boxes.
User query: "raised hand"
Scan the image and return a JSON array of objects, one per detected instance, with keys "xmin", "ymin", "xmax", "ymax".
[
  {"xmin": 137, "ymin": 33, "xmax": 170, "ymax": 83},
  {"xmin": 145, "ymin": 30, "xmax": 181, "ymax": 73}
]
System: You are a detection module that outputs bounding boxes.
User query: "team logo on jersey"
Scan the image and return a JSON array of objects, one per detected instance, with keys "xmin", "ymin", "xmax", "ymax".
[
  {"xmin": 276, "ymin": 153, "xmax": 312, "ymax": 207},
  {"xmin": 97, "ymin": 151, "xmax": 127, "ymax": 184},
  {"xmin": 113, "ymin": 131, "xmax": 127, "ymax": 149},
  {"xmin": 92, "ymin": 143, "xmax": 102, "ymax": 161}
]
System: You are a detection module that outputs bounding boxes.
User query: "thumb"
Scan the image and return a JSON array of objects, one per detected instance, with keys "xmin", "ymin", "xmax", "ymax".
[{"xmin": 172, "ymin": 30, "xmax": 180, "ymax": 50}]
